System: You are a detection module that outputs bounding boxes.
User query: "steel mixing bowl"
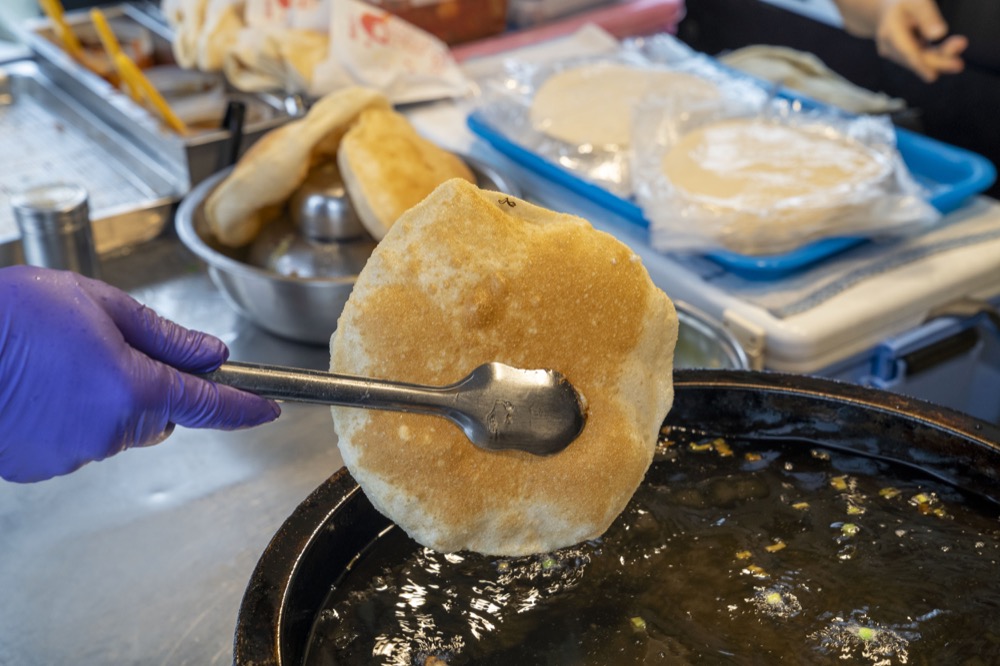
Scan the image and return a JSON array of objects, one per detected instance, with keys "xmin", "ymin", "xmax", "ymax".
[{"xmin": 175, "ymin": 158, "xmax": 522, "ymax": 345}]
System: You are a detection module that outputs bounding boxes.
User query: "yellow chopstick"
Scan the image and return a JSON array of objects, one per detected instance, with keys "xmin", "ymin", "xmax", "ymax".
[
  {"xmin": 38, "ymin": 0, "xmax": 84, "ymax": 61},
  {"xmin": 89, "ymin": 9, "xmax": 134, "ymax": 98},
  {"xmin": 89, "ymin": 8, "xmax": 141, "ymax": 101},
  {"xmin": 114, "ymin": 51, "xmax": 189, "ymax": 135}
]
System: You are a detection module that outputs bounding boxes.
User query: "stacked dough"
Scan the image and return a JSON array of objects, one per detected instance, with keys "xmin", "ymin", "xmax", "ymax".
[
  {"xmin": 530, "ymin": 62, "xmax": 721, "ymax": 149},
  {"xmin": 660, "ymin": 117, "xmax": 891, "ymax": 254},
  {"xmin": 330, "ymin": 178, "xmax": 678, "ymax": 556}
]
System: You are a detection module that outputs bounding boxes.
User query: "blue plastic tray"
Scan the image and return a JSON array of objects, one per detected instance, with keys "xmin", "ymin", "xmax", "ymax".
[{"xmin": 467, "ymin": 112, "xmax": 997, "ymax": 279}]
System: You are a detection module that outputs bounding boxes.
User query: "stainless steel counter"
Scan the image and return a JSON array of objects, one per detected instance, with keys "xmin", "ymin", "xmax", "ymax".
[{"xmin": 0, "ymin": 237, "xmax": 343, "ymax": 665}]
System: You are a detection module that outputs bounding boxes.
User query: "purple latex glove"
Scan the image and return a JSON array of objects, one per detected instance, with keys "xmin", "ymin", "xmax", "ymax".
[{"xmin": 0, "ymin": 266, "xmax": 281, "ymax": 482}]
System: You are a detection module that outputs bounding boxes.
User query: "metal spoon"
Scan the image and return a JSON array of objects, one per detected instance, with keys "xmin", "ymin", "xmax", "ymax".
[
  {"xmin": 202, "ymin": 361, "xmax": 588, "ymax": 456},
  {"xmin": 288, "ymin": 161, "xmax": 367, "ymax": 242},
  {"xmin": 247, "ymin": 162, "xmax": 376, "ymax": 278}
]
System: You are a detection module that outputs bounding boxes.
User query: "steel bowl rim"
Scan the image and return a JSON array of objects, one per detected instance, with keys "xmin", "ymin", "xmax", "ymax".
[{"xmin": 675, "ymin": 300, "xmax": 750, "ymax": 370}]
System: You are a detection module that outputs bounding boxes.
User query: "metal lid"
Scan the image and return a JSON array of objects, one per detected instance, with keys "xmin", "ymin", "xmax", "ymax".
[{"xmin": 11, "ymin": 183, "xmax": 90, "ymax": 234}]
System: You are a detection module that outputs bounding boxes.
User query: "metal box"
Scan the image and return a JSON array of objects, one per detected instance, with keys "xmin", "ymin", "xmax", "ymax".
[
  {"xmin": 19, "ymin": 3, "xmax": 298, "ymax": 190},
  {"xmin": 0, "ymin": 59, "xmax": 179, "ymax": 264}
]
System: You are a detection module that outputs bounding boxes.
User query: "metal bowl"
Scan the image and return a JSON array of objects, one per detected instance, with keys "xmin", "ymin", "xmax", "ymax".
[{"xmin": 175, "ymin": 158, "xmax": 522, "ymax": 345}]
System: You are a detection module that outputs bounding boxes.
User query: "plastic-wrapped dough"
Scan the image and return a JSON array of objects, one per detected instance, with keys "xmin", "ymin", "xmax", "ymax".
[{"xmin": 633, "ymin": 99, "xmax": 940, "ymax": 255}]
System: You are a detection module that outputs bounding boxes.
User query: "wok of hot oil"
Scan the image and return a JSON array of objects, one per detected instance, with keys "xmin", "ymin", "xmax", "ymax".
[{"xmin": 303, "ymin": 431, "xmax": 1000, "ymax": 665}]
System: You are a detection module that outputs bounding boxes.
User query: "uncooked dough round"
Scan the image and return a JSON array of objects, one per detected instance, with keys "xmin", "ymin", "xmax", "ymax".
[
  {"xmin": 660, "ymin": 118, "xmax": 891, "ymax": 253},
  {"xmin": 662, "ymin": 118, "xmax": 888, "ymax": 204},
  {"xmin": 530, "ymin": 62, "xmax": 720, "ymax": 148}
]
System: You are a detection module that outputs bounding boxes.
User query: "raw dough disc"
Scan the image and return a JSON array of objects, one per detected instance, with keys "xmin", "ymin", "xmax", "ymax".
[
  {"xmin": 530, "ymin": 62, "xmax": 720, "ymax": 148},
  {"xmin": 662, "ymin": 118, "xmax": 889, "ymax": 205},
  {"xmin": 660, "ymin": 117, "xmax": 891, "ymax": 253}
]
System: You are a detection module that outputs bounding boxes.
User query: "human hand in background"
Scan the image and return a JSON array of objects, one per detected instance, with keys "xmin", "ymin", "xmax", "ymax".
[
  {"xmin": 0, "ymin": 266, "xmax": 281, "ymax": 482},
  {"xmin": 836, "ymin": 0, "xmax": 968, "ymax": 82}
]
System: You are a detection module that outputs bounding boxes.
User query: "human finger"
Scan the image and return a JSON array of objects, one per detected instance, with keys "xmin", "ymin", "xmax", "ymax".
[
  {"xmin": 878, "ymin": 17, "xmax": 937, "ymax": 81},
  {"xmin": 80, "ymin": 274, "xmax": 230, "ymax": 373},
  {"xmin": 902, "ymin": 0, "xmax": 949, "ymax": 41}
]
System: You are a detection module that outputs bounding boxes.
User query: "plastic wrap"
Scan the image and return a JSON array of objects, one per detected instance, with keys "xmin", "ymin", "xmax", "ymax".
[
  {"xmin": 473, "ymin": 37, "xmax": 768, "ymax": 197},
  {"xmin": 632, "ymin": 97, "xmax": 940, "ymax": 255},
  {"xmin": 472, "ymin": 33, "xmax": 940, "ymax": 257}
]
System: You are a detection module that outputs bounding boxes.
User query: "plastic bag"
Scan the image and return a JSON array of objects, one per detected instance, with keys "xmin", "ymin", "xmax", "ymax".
[
  {"xmin": 245, "ymin": 0, "xmax": 330, "ymax": 31},
  {"xmin": 471, "ymin": 34, "xmax": 768, "ymax": 197},
  {"xmin": 322, "ymin": 0, "xmax": 471, "ymax": 103},
  {"xmin": 471, "ymin": 32, "xmax": 940, "ymax": 256},
  {"xmin": 164, "ymin": 0, "xmax": 470, "ymax": 102},
  {"xmin": 631, "ymin": 96, "xmax": 940, "ymax": 255}
]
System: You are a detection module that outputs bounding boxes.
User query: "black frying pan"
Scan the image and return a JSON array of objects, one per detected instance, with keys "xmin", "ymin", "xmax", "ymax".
[{"xmin": 233, "ymin": 369, "xmax": 1000, "ymax": 665}]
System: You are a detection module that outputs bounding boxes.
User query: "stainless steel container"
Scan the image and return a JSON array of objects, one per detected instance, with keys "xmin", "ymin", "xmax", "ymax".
[
  {"xmin": 11, "ymin": 183, "xmax": 100, "ymax": 277},
  {"xmin": 20, "ymin": 4, "xmax": 296, "ymax": 190},
  {"xmin": 0, "ymin": 60, "xmax": 180, "ymax": 267},
  {"xmin": 176, "ymin": 161, "xmax": 524, "ymax": 345}
]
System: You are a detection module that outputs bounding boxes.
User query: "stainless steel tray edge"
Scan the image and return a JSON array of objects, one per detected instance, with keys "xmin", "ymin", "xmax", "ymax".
[
  {"xmin": 0, "ymin": 59, "xmax": 182, "ymax": 263},
  {"xmin": 19, "ymin": 5, "xmax": 296, "ymax": 189}
]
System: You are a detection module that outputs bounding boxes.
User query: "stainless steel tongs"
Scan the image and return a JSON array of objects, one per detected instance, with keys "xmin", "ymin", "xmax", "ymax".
[{"xmin": 202, "ymin": 361, "xmax": 588, "ymax": 456}]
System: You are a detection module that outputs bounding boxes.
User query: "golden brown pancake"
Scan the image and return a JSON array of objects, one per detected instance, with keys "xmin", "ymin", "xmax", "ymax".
[
  {"xmin": 337, "ymin": 107, "xmax": 475, "ymax": 240},
  {"xmin": 329, "ymin": 178, "xmax": 678, "ymax": 556},
  {"xmin": 205, "ymin": 86, "xmax": 390, "ymax": 247}
]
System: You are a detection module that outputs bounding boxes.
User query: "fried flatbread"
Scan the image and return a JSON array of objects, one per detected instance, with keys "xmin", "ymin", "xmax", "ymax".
[
  {"xmin": 329, "ymin": 178, "xmax": 677, "ymax": 556},
  {"xmin": 205, "ymin": 86, "xmax": 390, "ymax": 247},
  {"xmin": 337, "ymin": 107, "xmax": 475, "ymax": 241}
]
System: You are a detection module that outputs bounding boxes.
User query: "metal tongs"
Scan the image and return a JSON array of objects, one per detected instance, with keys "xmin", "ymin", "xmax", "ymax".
[{"xmin": 204, "ymin": 361, "xmax": 588, "ymax": 456}]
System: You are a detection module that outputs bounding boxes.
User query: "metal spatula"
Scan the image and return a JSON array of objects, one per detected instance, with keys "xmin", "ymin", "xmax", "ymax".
[{"xmin": 201, "ymin": 361, "xmax": 587, "ymax": 456}]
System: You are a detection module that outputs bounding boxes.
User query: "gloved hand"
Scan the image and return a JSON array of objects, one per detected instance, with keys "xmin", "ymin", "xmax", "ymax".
[{"xmin": 0, "ymin": 266, "xmax": 281, "ymax": 482}]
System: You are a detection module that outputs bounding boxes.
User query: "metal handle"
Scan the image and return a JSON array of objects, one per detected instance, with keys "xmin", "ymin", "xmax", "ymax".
[
  {"xmin": 217, "ymin": 100, "xmax": 247, "ymax": 171},
  {"xmin": 870, "ymin": 298, "xmax": 1000, "ymax": 385},
  {"xmin": 203, "ymin": 361, "xmax": 587, "ymax": 455},
  {"xmin": 201, "ymin": 361, "xmax": 457, "ymax": 415}
]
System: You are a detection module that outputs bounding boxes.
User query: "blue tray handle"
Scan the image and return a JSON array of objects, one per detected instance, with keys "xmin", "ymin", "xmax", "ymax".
[{"xmin": 896, "ymin": 127, "xmax": 997, "ymax": 214}]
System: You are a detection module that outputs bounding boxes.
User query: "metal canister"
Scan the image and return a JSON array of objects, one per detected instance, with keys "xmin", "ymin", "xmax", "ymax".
[{"xmin": 11, "ymin": 183, "xmax": 101, "ymax": 278}]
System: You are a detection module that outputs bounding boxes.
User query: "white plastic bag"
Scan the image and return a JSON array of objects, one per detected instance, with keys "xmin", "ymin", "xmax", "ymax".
[
  {"xmin": 167, "ymin": 0, "xmax": 470, "ymax": 102},
  {"xmin": 245, "ymin": 0, "xmax": 330, "ymax": 31}
]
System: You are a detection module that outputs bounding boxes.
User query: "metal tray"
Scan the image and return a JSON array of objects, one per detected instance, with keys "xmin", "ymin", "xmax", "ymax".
[
  {"xmin": 19, "ymin": 3, "xmax": 298, "ymax": 189},
  {"xmin": 0, "ymin": 59, "xmax": 179, "ymax": 263}
]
